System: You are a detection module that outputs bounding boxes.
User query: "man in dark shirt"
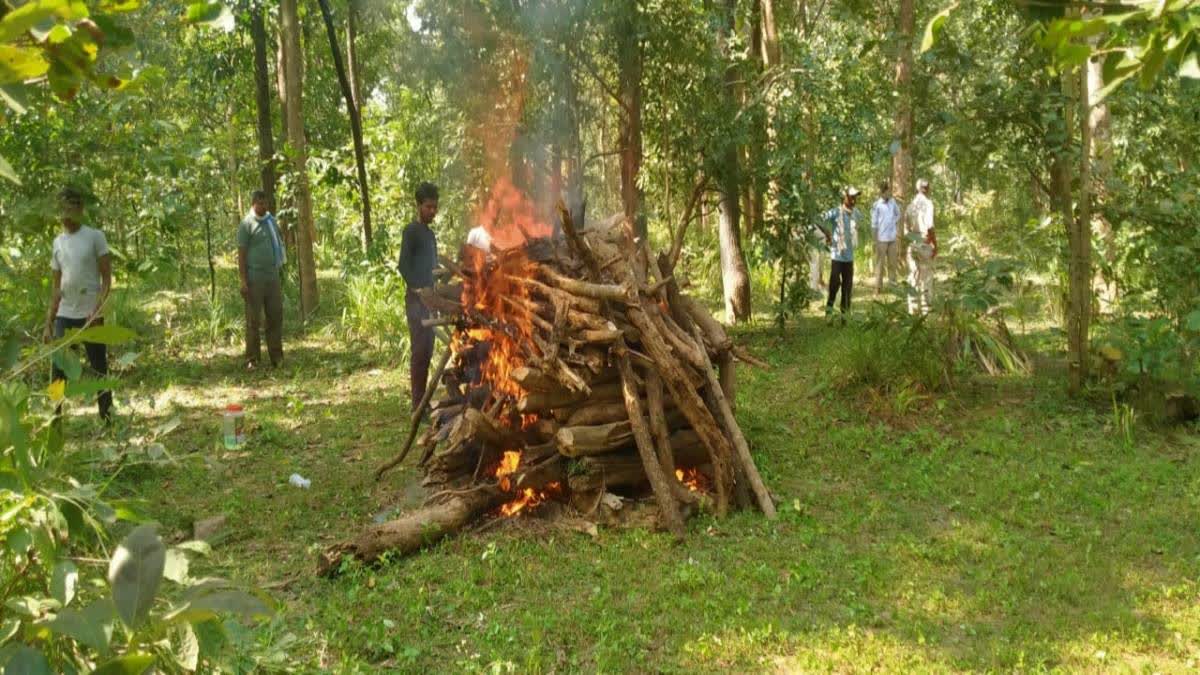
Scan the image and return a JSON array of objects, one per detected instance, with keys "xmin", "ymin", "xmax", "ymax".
[{"xmin": 398, "ymin": 182, "xmax": 439, "ymax": 410}]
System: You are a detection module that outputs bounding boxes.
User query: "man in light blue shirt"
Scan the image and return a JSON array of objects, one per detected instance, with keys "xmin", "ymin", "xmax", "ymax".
[
  {"xmin": 870, "ymin": 180, "xmax": 902, "ymax": 294},
  {"xmin": 818, "ymin": 187, "xmax": 862, "ymax": 317}
]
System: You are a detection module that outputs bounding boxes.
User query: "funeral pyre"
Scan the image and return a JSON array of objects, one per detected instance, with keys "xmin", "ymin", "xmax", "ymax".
[{"xmin": 318, "ymin": 187, "xmax": 775, "ymax": 575}]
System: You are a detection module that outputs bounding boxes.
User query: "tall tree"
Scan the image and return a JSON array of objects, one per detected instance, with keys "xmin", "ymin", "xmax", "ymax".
[
  {"xmin": 891, "ymin": 0, "xmax": 916, "ymax": 204},
  {"xmin": 346, "ymin": 0, "xmax": 363, "ymax": 110},
  {"xmin": 1068, "ymin": 56, "xmax": 1093, "ymax": 394},
  {"xmin": 250, "ymin": 5, "xmax": 277, "ymax": 209},
  {"xmin": 316, "ymin": 0, "xmax": 372, "ymax": 253},
  {"xmin": 715, "ymin": 0, "xmax": 751, "ymax": 322},
  {"xmin": 280, "ymin": 0, "xmax": 319, "ymax": 315},
  {"xmin": 616, "ymin": 0, "xmax": 643, "ymax": 232}
]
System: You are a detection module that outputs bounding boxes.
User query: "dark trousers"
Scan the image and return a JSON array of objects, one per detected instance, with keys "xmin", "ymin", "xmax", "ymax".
[
  {"xmin": 53, "ymin": 316, "xmax": 112, "ymax": 421},
  {"xmin": 406, "ymin": 289, "xmax": 435, "ymax": 411},
  {"xmin": 245, "ymin": 274, "xmax": 284, "ymax": 366},
  {"xmin": 827, "ymin": 260, "xmax": 854, "ymax": 313}
]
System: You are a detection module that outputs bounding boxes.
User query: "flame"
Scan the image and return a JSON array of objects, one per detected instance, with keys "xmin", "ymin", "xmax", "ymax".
[
  {"xmin": 457, "ymin": 179, "xmax": 555, "ymax": 408},
  {"xmin": 495, "ymin": 450, "xmax": 521, "ymax": 491},
  {"xmin": 675, "ymin": 468, "xmax": 707, "ymax": 493},
  {"xmin": 499, "ymin": 481, "xmax": 561, "ymax": 517}
]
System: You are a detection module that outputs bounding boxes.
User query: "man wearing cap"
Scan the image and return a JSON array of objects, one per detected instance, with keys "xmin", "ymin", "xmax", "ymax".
[
  {"xmin": 870, "ymin": 181, "xmax": 902, "ymax": 294},
  {"xmin": 238, "ymin": 190, "xmax": 287, "ymax": 369},
  {"xmin": 818, "ymin": 187, "xmax": 863, "ymax": 317},
  {"xmin": 44, "ymin": 186, "xmax": 113, "ymax": 422},
  {"xmin": 905, "ymin": 178, "xmax": 938, "ymax": 315}
]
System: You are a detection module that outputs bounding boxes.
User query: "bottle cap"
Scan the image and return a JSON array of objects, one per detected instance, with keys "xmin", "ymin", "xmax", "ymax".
[{"xmin": 225, "ymin": 404, "xmax": 244, "ymax": 413}]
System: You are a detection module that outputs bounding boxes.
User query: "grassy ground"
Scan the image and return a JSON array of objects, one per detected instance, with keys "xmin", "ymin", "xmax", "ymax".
[{"xmin": 62, "ymin": 273, "xmax": 1200, "ymax": 673}]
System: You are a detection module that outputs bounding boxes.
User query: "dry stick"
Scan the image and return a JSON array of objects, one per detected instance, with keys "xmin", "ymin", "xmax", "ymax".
[
  {"xmin": 615, "ymin": 339, "xmax": 686, "ymax": 538},
  {"xmin": 646, "ymin": 369, "xmax": 702, "ymax": 506},
  {"xmin": 691, "ymin": 325, "xmax": 777, "ymax": 519},
  {"xmin": 624, "ymin": 303, "xmax": 732, "ymax": 517},
  {"xmin": 374, "ymin": 346, "xmax": 453, "ymax": 481}
]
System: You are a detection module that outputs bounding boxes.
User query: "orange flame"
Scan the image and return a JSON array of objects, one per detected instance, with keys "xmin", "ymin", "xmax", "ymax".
[
  {"xmin": 499, "ymin": 481, "xmax": 561, "ymax": 517},
  {"xmin": 458, "ymin": 179, "xmax": 555, "ymax": 407},
  {"xmin": 495, "ymin": 450, "xmax": 521, "ymax": 491},
  {"xmin": 675, "ymin": 468, "xmax": 707, "ymax": 493}
]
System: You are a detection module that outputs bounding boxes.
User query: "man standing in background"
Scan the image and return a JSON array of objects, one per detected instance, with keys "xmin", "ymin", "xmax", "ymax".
[
  {"xmin": 45, "ymin": 187, "xmax": 113, "ymax": 422},
  {"xmin": 238, "ymin": 190, "xmax": 286, "ymax": 370},
  {"xmin": 819, "ymin": 187, "xmax": 862, "ymax": 319},
  {"xmin": 905, "ymin": 178, "xmax": 938, "ymax": 315},
  {"xmin": 871, "ymin": 181, "xmax": 902, "ymax": 294},
  {"xmin": 398, "ymin": 182, "xmax": 440, "ymax": 411}
]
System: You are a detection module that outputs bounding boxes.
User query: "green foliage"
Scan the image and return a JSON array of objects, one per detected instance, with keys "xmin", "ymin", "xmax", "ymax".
[
  {"xmin": 934, "ymin": 258, "xmax": 1032, "ymax": 376},
  {"xmin": 334, "ymin": 263, "xmax": 410, "ymax": 354},
  {"xmin": 0, "ymin": 327, "xmax": 281, "ymax": 673},
  {"xmin": 829, "ymin": 301, "xmax": 950, "ymax": 396}
]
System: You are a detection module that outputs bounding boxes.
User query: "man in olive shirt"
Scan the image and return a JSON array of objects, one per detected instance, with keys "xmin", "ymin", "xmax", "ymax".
[
  {"xmin": 238, "ymin": 190, "xmax": 286, "ymax": 369},
  {"xmin": 398, "ymin": 182, "xmax": 439, "ymax": 410}
]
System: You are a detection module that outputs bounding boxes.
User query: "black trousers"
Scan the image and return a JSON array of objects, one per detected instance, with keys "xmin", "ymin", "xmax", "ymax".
[
  {"xmin": 52, "ymin": 316, "xmax": 112, "ymax": 421},
  {"xmin": 406, "ymin": 289, "xmax": 435, "ymax": 411},
  {"xmin": 827, "ymin": 260, "xmax": 854, "ymax": 313}
]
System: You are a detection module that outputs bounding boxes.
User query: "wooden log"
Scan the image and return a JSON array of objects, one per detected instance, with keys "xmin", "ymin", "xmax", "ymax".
[
  {"xmin": 577, "ymin": 328, "xmax": 623, "ymax": 344},
  {"xmin": 511, "ymin": 366, "xmax": 560, "ymax": 392},
  {"xmin": 649, "ymin": 305, "xmax": 708, "ymax": 370},
  {"xmin": 555, "ymin": 421, "xmax": 634, "ymax": 457},
  {"xmin": 691, "ymin": 325, "xmax": 776, "ymax": 519},
  {"xmin": 517, "ymin": 381, "xmax": 624, "ymax": 413},
  {"xmin": 566, "ymin": 401, "xmax": 629, "ymax": 426},
  {"xmin": 566, "ymin": 440, "xmax": 709, "ymax": 493},
  {"xmin": 645, "ymin": 369, "xmax": 699, "ymax": 505},
  {"xmin": 680, "ymin": 295, "xmax": 733, "ymax": 352},
  {"xmin": 616, "ymin": 341, "xmax": 686, "ymax": 537},
  {"xmin": 317, "ymin": 486, "xmax": 507, "ymax": 575},
  {"xmin": 718, "ymin": 351, "xmax": 736, "ymax": 410},
  {"xmin": 623, "ymin": 302, "xmax": 733, "ymax": 516},
  {"xmin": 540, "ymin": 267, "xmax": 634, "ymax": 304},
  {"xmin": 522, "ymin": 277, "xmax": 605, "ymax": 315}
]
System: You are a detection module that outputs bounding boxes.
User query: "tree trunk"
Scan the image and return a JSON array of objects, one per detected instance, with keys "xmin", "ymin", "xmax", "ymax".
[
  {"xmin": 891, "ymin": 0, "xmax": 915, "ymax": 204},
  {"xmin": 1087, "ymin": 43, "xmax": 1116, "ymax": 310},
  {"xmin": 346, "ymin": 0, "xmax": 363, "ymax": 110},
  {"xmin": 316, "ymin": 0, "xmax": 372, "ymax": 253},
  {"xmin": 717, "ymin": 0, "xmax": 752, "ymax": 323},
  {"xmin": 250, "ymin": 8, "xmax": 277, "ymax": 212},
  {"xmin": 1069, "ymin": 61, "xmax": 1093, "ymax": 394},
  {"xmin": 281, "ymin": 0, "xmax": 319, "ymax": 316},
  {"xmin": 616, "ymin": 0, "xmax": 643, "ymax": 234}
]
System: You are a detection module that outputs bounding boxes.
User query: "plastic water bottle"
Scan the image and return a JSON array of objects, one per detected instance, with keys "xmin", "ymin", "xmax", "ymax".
[{"xmin": 222, "ymin": 404, "xmax": 245, "ymax": 449}]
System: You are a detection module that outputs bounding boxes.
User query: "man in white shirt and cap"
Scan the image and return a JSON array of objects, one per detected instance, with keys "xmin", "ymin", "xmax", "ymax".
[
  {"xmin": 870, "ymin": 180, "xmax": 902, "ymax": 294},
  {"xmin": 44, "ymin": 186, "xmax": 113, "ymax": 422},
  {"xmin": 905, "ymin": 178, "xmax": 938, "ymax": 315}
]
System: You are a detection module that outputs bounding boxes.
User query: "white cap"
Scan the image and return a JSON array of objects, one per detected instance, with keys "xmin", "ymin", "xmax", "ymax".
[
  {"xmin": 843, "ymin": 186, "xmax": 861, "ymax": 198},
  {"xmin": 916, "ymin": 178, "xmax": 930, "ymax": 190}
]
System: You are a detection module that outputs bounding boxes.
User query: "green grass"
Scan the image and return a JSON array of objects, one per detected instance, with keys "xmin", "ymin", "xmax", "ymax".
[{"xmin": 58, "ymin": 273, "xmax": 1200, "ymax": 672}]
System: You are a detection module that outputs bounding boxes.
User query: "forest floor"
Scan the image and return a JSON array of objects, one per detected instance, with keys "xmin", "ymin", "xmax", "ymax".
[{"xmin": 62, "ymin": 272, "xmax": 1200, "ymax": 672}]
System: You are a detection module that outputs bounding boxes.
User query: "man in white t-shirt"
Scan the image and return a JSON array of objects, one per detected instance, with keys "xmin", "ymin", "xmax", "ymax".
[
  {"xmin": 904, "ymin": 178, "xmax": 938, "ymax": 315},
  {"xmin": 44, "ymin": 187, "xmax": 113, "ymax": 421}
]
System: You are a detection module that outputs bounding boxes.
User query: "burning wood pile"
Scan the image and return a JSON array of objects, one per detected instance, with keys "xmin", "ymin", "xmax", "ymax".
[{"xmin": 318, "ymin": 192, "xmax": 775, "ymax": 576}]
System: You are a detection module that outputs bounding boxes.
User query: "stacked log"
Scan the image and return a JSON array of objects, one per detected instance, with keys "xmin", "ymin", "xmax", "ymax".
[{"xmin": 319, "ymin": 207, "xmax": 774, "ymax": 575}]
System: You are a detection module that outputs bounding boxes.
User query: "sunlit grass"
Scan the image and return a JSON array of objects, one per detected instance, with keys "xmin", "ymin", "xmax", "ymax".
[{"xmin": 53, "ymin": 274, "xmax": 1200, "ymax": 672}]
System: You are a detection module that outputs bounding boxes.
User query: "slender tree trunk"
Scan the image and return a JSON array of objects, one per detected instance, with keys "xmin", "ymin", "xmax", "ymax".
[
  {"xmin": 717, "ymin": 0, "xmax": 751, "ymax": 322},
  {"xmin": 281, "ymin": 0, "xmax": 319, "ymax": 316},
  {"xmin": 891, "ymin": 0, "xmax": 915, "ymax": 204},
  {"xmin": 616, "ymin": 0, "xmax": 643, "ymax": 234},
  {"xmin": 1068, "ymin": 60, "xmax": 1093, "ymax": 394},
  {"xmin": 1087, "ymin": 43, "xmax": 1116, "ymax": 310},
  {"xmin": 346, "ymin": 0, "xmax": 363, "ymax": 110},
  {"xmin": 316, "ymin": 0, "xmax": 372, "ymax": 253},
  {"xmin": 251, "ymin": 6, "xmax": 277, "ymax": 209}
]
